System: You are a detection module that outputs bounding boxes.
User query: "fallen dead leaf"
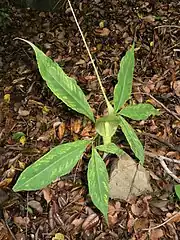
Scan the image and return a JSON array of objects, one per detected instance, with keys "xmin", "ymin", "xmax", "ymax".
[
  {"xmin": 150, "ymin": 228, "xmax": 164, "ymax": 240},
  {"xmin": 95, "ymin": 28, "xmax": 110, "ymax": 36},
  {"xmin": 58, "ymin": 122, "xmax": 66, "ymax": 140},
  {"xmin": 143, "ymin": 15, "xmax": 155, "ymax": 23},
  {"xmin": 175, "ymin": 105, "xmax": 180, "ymax": 115},
  {"xmin": 173, "ymin": 80, "xmax": 180, "ymax": 96},
  {"xmin": 131, "ymin": 197, "xmax": 151, "ymax": 218},
  {"xmin": 127, "ymin": 213, "xmax": 135, "ymax": 233},
  {"xmin": 108, "ymin": 202, "xmax": 121, "ymax": 226},
  {"xmin": 82, "ymin": 213, "xmax": 99, "ymax": 231},
  {"xmin": 133, "ymin": 218, "xmax": 149, "ymax": 232},
  {"xmin": 166, "ymin": 212, "xmax": 180, "ymax": 223},
  {"xmin": 71, "ymin": 119, "xmax": 82, "ymax": 134},
  {"xmin": 13, "ymin": 216, "xmax": 30, "ymax": 227},
  {"xmin": 28, "ymin": 200, "xmax": 43, "ymax": 214},
  {"xmin": 42, "ymin": 187, "xmax": 52, "ymax": 204}
]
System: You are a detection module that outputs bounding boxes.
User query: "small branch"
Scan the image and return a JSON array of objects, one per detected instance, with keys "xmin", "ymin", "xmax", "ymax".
[
  {"xmin": 145, "ymin": 151, "xmax": 180, "ymax": 164},
  {"xmin": 159, "ymin": 158, "xmax": 180, "ymax": 183},
  {"xmin": 67, "ymin": 0, "xmax": 112, "ymax": 113},
  {"xmin": 145, "ymin": 151, "xmax": 180, "ymax": 183},
  {"xmin": 142, "ymin": 212, "xmax": 180, "ymax": 231},
  {"xmin": 154, "ymin": 25, "xmax": 180, "ymax": 29}
]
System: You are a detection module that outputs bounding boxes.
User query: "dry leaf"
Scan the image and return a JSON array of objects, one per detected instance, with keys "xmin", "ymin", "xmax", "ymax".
[
  {"xmin": 28, "ymin": 200, "xmax": 43, "ymax": 214},
  {"xmin": 71, "ymin": 119, "xmax": 82, "ymax": 134},
  {"xmin": 58, "ymin": 122, "xmax": 65, "ymax": 140},
  {"xmin": 75, "ymin": 59, "xmax": 86, "ymax": 65},
  {"xmin": 13, "ymin": 216, "xmax": 30, "ymax": 227},
  {"xmin": 173, "ymin": 80, "xmax": 180, "ymax": 96},
  {"xmin": 127, "ymin": 213, "xmax": 135, "ymax": 233},
  {"xmin": 15, "ymin": 232, "xmax": 26, "ymax": 240},
  {"xmin": 42, "ymin": 187, "xmax": 52, "ymax": 204},
  {"xmin": 82, "ymin": 213, "xmax": 99, "ymax": 231},
  {"xmin": 175, "ymin": 105, "xmax": 180, "ymax": 115},
  {"xmin": 18, "ymin": 107, "xmax": 30, "ymax": 116},
  {"xmin": 150, "ymin": 228, "xmax": 164, "ymax": 240},
  {"xmin": 95, "ymin": 28, "xmax": 110, "ymax": 36},
  {"xmin": 133, "ymin": 218, "xmax": 149, "ymax": 231},
  {"xmin": 80, "ymin": 122, "xmax": 92, "ymax": 137},
  {"xmin": 0, "ymin": 178, "xmax": 13, "ymax": 188},
  {"xmin": 108, "ymin": 203, "xmax": 120, "ymax": 226},
  {"xmin": 167, "ymin": 212, "xmax": 180, "ymax": 223},
  {"xmin": 143, "ymin": 15, "xmax": 155, "ymax": 23}
]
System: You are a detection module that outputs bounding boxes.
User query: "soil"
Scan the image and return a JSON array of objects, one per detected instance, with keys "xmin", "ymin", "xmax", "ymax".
[{"xmin": 0, "ymin": 0, "xmax": 180, "ymax": 239}]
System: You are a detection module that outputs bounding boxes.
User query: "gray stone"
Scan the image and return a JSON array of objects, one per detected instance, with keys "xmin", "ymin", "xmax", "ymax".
[{"xmin": 109, "ymin": 153, "xmax": 152, "ymax": 200}]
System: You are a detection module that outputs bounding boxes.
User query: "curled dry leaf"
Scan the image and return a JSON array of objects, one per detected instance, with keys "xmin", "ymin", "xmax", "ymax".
[
  {"xmin": 127, "ymin": 213, "xmax": 135, "ymax": 233},
  {"xmin": 108, "ymin": 202, "xmax": 121, "ymax": 226},
  {"xmin": 58, "ymin": 122, "xmax": 66, "ymax": 140},
  {"xmin": 42, "ymin": 187, "xmax": 52, "ymax": 204},
  {"xmin": 82, "ymin": 213, "xmax": 99, "ymax": 231},
  {"xmin": 95, "ymin": 28, "xmax": 110, "ymax": 37}
]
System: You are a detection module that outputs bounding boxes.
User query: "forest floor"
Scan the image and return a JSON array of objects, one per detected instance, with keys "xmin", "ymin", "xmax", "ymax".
[{"xmin": 0, "ymin": 0, "xmax": 180, "ymax": 239}]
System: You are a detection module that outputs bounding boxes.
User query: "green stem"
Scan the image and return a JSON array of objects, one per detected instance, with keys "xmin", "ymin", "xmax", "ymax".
[{"xmin": 103, "ymin": 136, "xmax": 111, "ymax": 145}]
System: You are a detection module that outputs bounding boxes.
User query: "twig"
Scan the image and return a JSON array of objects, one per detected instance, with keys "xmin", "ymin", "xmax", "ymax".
[
  {"xmin": 1, "ymin": 219, "xmax": 17, "ymax": 240},
  {"xmin": 67, "ymin": 0, "xmax": 112, "ymax": 112},
  {"xmin": 142, "ymin": 212, "xmax": 180, "ymax": 231},
  {"xmin": 145, "ymin": 151, "xmax": 180, "ymax": 183},
  {"xmin": 145, "ymin": 151, "xmax": 180, "ymax": 164},
  {"xmin": 154, "ymin": 25, "xmax": 180, "ymax": 29},
  {"xmin": 159, "ymin": 158, "xmax": 180, "ymax": 183}
]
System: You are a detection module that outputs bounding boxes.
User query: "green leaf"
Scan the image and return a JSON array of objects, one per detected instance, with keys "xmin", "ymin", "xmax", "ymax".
[
  {"xmin": 118, "ymin": 116, "xmax": 144, "ymax": 164},
  {"xmin": 13, "ymin": 140, "xmax": 91, "ymax": 191},
  {"xmin": 19, "ymin": 39, "xmax": 95, "ymax": 122},
  {"xmin": 95, "ymin": 114, "xmax": 119, "ymax": 138},
  {"xmin": 12, "ymin": 132, "xmax": 25, "ymax": 140},
  {"xmin": 88, "ymin": 148, "xmax": 109, "ymax": 222},
  {"xmin": 96, "ymin": 143, "xmax": 124, "ymax": 156},
  {"xmin": 175, "ymin": 185, "xmax": 180, "ymax": 199},
  {"xmin": 114, "ymin": 44, "xmax": 135, "ymax": 112},
  {"xmin": 120, "ymin": 103, "xmax": 159, "ymax": 120}
]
